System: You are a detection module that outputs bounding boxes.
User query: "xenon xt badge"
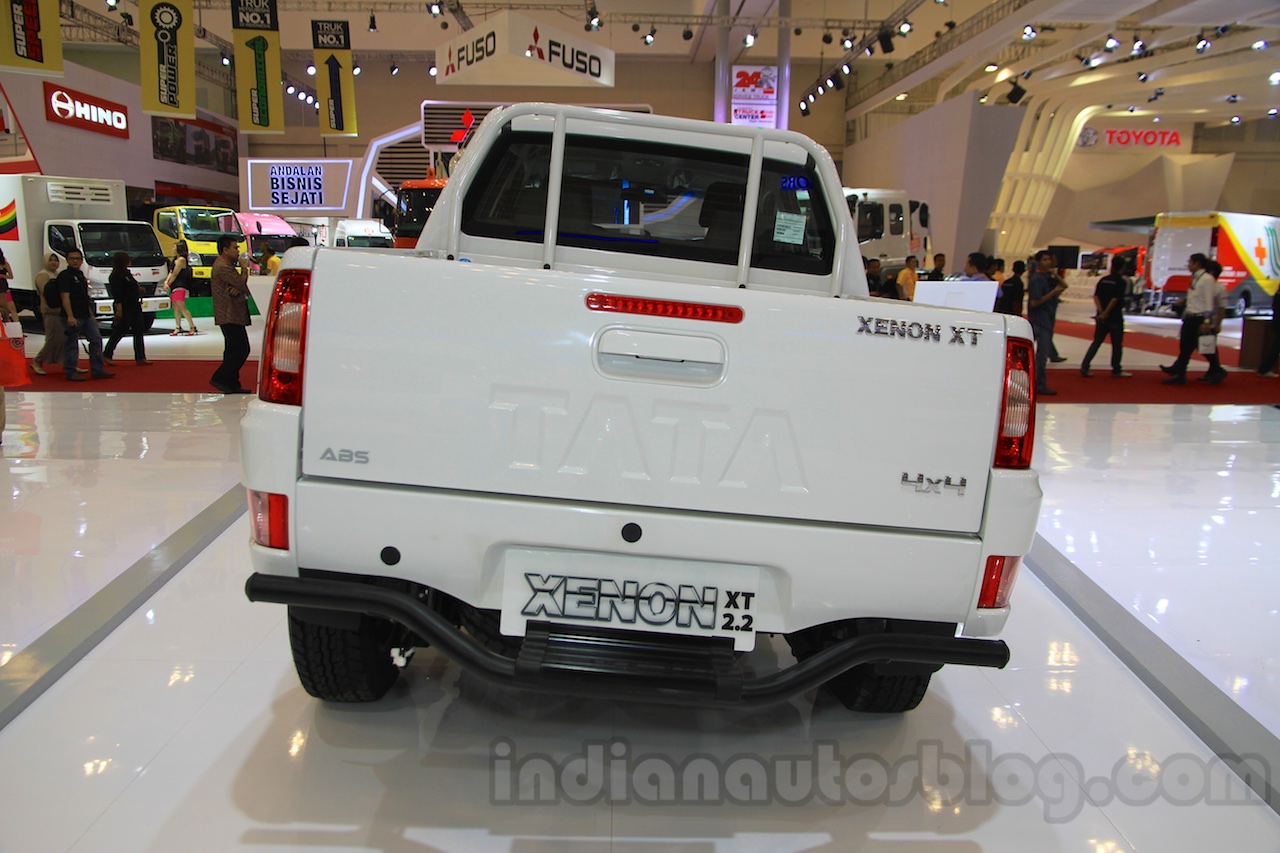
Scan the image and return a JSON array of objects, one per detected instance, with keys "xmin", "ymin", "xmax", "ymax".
[{"xmin": 856, "ymin": 317, "xmax": 985, "ymax": 345}]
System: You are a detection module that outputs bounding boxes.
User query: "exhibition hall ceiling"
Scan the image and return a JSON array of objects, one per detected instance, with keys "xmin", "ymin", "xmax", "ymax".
[{"xmin": 66, "ymin": 0, "xmax": 1280, "ymax": 124}]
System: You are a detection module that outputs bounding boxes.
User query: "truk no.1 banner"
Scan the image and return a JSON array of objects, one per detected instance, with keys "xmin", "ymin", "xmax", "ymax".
[
  {"xmin": 0, "ymin": 0, "xmax": 63, "ymax": 75},
  {"xmin": 139, "ymin": 0, "xmax": 196, "ymax": 117},
  {"xmin": 312, "ymin": 21, "xmax": 357, "ymax": 136},
  {"xmin": 231, "ymin": 0, "xmax": 284, "ymax": 133}
]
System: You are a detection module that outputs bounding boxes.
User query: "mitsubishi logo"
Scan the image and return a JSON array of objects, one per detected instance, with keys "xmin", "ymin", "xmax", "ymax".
[
  {"xmin": 445, "ymin": 46, "xmax": 456, "ymax": 75},
  {"xmin": 49, "ymin": 89, "xmax": 75, "ymax": 120},
  {"xmin": 450, "ymin": 108, "xmax": 475, "ymax": 144},
  {"xmin": 527, "ymin": 27, "xmax": 544, "ymax": 59}
]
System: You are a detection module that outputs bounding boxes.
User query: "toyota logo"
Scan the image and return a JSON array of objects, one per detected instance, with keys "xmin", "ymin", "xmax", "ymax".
[{"xmin": 49, "ymin": 89, "xmax": 75, "ymax": 120}]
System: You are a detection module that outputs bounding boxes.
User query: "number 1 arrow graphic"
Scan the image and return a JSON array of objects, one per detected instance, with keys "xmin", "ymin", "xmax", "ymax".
[
  {"xmin": 325, "ymin": 54, "xmax": 344, "ymax": 131},
  {"xmin": 246, "ymin": 35, "xmax": 270, "ymax": 126}
]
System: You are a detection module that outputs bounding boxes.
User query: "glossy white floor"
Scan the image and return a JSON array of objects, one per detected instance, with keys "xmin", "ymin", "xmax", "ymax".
[{"xmin": 1, "ymin": 327, "xmax": 1279, "ymax": 849}]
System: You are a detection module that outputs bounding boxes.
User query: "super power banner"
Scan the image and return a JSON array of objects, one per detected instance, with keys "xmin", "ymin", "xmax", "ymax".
[
  {"xmin": 140, "ymin": 0, "xmax": 196, "ymax": 117},
  {"xmin": 311, "ymin": 20, "xmax": 357, "ymax": 136},
  {"xmin": 231, "ymin": 0, "xmax": 284, "ymax": 133},
  {"xmin": 0, "ymin": 0, "xmax": 63, "ymax": 75}
]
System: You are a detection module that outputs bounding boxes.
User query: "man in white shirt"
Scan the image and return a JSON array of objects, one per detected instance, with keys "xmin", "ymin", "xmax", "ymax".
[{"xmin": 1161, "ymin": 253, "xmax": 1227, "ymax": 385}]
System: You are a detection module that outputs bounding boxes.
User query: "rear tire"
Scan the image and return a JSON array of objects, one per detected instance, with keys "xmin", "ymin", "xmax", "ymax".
[
  {"xmin": 287, "ymin": 607, "xmax": 401, "ymax": 702},
  {"xmin": 825, "ymin": 665, "xmax": 932, "ymax": 713}
]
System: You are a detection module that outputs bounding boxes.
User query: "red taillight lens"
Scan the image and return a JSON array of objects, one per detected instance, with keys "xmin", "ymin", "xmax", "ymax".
[
  {"xmin": 978, "ymin": 555, "xmax": 1022, "ymax": 609},
  {"xmin": 260, "ymin": 269, "xmax": 311, "ymax": 405},
  {"xmin": 247, "ymin": 489, "xmax": 289, "ymax": 549},
  {"xmin": 995, "ymin": 338, "xmax": 1036, "ymax": 469},
  {"xmin": 586, "ymin": 292, "xmax": 744, "ymax": 324}
]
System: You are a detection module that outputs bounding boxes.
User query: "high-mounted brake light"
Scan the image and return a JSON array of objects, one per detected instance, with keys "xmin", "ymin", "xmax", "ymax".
[
  {"xmin": 586, "ymin": 292, "xmax": 744, "ymax": 324},
  {"xmin": 995, "ymin": 338, "xmax": 1036, "ymax": 468},
  {"xmin": 977, "ymin": 555, "xmax": 1022, "ymax": 609},
  {"xmin": 260, "ymin": 269, "xmax": 311, "ymax": 405},
  {"xmin": 247, "ymin": 489, "xmax": 289, "ymax": 549}
]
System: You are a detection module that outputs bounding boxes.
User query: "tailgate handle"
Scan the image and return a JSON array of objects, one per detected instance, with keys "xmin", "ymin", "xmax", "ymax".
[{"xmin": 596, "ymin": 329, "xmax": 726, "ymax": 386}]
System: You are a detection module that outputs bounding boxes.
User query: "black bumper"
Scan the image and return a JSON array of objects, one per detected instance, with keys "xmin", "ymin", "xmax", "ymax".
[{"xmin": 246, "ymin": 573, "xmax": 1010, "ymax": 708}]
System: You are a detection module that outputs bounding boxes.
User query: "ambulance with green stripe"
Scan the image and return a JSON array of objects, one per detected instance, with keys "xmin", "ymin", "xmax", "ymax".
[{"xmin": 1144, "ymin": 211, "xmax": 1280, "ymax": 315}]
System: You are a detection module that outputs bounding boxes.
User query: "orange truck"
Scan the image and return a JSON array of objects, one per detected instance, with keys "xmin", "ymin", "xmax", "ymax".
[
  {"xmin": 1144, "ymin": 211, "xmax": 1280, "ymax": 315},
  {"xmin": 392, "ymin": 169, "xmax": 448, "ymax": 249}
]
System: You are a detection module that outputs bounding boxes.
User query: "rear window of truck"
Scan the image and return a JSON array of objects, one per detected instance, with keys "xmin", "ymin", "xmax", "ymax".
[{"xmin": 461, "ymin": 131, "xmax": 835, "ymax": 275}]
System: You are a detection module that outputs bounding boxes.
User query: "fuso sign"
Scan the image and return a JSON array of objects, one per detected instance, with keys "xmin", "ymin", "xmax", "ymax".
[{"xmin": 43, "ymin": 82, "xmax": 129, "ymax": 139}]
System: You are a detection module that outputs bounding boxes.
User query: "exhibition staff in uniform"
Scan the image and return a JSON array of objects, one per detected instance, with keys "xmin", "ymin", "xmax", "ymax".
[{"xmin": 57, "ymin": 249, "xmax": 115, "ymax": 382}]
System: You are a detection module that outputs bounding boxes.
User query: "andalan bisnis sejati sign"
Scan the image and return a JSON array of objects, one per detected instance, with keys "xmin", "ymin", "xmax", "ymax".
[{"xmin": 245, "ymin": 159, "xmax": 353, "ymax": 211}]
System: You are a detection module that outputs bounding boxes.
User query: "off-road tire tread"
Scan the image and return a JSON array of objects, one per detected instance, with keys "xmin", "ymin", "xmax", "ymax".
[
  {"xmin": 288, "ymin": 609, "xmax": 399, "ymax": 702},
  {"xmin": 828, "ymin": 665, "xmax": 931, "ymax": 713},
  {"xmin": 457, "ymin": 603, "xmax": 522, "ymax": 656}
]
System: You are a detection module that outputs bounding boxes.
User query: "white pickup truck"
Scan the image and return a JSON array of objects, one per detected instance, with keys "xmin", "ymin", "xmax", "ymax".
[{"xmin": 242, "ymin": 103, "xmax": 1042, "ymax": 713}]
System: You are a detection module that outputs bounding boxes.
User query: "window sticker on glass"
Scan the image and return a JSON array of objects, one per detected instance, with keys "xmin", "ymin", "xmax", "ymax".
[{"xmin": 773, "ymin": 211, "xmax": 806, "ymax": 245}]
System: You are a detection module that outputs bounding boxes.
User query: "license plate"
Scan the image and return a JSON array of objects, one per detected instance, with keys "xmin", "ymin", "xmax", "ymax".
[{"xmin": 500, "ymin": 548, "xmax": 762, "ymax": 651}]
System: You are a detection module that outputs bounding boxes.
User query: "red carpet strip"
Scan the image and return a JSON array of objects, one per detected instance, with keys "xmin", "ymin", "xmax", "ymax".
[{"xmin": 15, "ymin": 360, "xmax": 260, "ymax": 394}]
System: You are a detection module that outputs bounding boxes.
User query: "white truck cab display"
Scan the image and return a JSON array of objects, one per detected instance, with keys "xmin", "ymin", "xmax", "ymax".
[
  {"xmin": 0, "ymin": 175, "xmax": 170, "ymax": 326},
  {"xmin": 332, "ymin": 219, "xmax": 393, "ymax": 248},
  {"xmin": 242, "ymin": 104, "xmax": 1041, "ymax": 713},
  {"xmin": 844, "ymin": 187, "xmax": 932, "ymax": 275}
]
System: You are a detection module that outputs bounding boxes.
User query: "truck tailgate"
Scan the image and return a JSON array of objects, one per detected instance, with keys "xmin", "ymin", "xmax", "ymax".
[{"xmin": 298, "ymin": 251, "xmax": 1012, "ymax": 534}]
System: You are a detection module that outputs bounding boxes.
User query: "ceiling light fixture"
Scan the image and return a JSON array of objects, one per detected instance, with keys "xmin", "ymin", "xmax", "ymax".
[
  {"xmin": 1104, "ymin": 34, "xmax": 1120, "ymax": 52},
  {"xmin": 306, "ymin": 62, "xmax": 316, "ymax": 75},
  {"xmin": 1230, "ymin": 115, "xmax": 1241, "ymax": 124},
  {"xmin": 1251, "ymin": 40, "xmax": 1267, "ymax": 50},
  {"xmin": 1137, "ymin": 72, "xmax": 1148, "ymax": 82},
  {"xmin": 1022, "ymin": 25, "xmax": 1037, "ymax": 41},
  {"xmin": 220, "ymin": 52, "xmax": 230, "ymax": 66},
  {"xmin": 743, "ymin": 28, "xmax": 756, "ymax": 48},
  {"xmin": 105, "ymin": 0, "xmax": 116, "ymax": 9},
  {"xmin": 1131, "ymin": 35, "xmax": 1144, "ymax": 56},
  {"xmin": 298, "ymin": 91, "xmax": 307, "ymax": 101},
  {"xmin": 822, "ymin": 31, "xmax": 833, "ymax": 44},
  {"xmin": 286, "ymin": 84, "xmax": 296, "ymax": 94},
  {"xmin": 429, "ymin": 2, "xmax": 441, "ymax": 17},
  {"xmin": 586, "ymin": 5, "xmax": 600, "ymax": 30},
  {"xmin": 1227, "ymin": 93, "xmax": 1240, "ymax": 103},
  {"xmin": 682, "ymin": 26, "xmax": 693, "ymax": 41},
  {"xmin": 642, "ymin": 25, "xmax": 655, "ymax": 45},
  {"xmin": 119, "ymin": 11, "xmax": 132, "ymax": 24},
  {"xmin": 841, "ymin": 35, "xmax": 853, "ymax": 50},
  {"xmin": 898, "ymin": 20, "xmax": 912, "ymax": 36},
  {"xmin": 353, "ymin": 63, "xmax": 361, "ymax": 75},
  {"xmin": 429, "ymin": 64, "xmax": 438, "ymax": 76},
  {"xmin": 1007, "ymin": 81, "xmax": 1027, "ymax": 103},
  {"xmin": 390, "ymin": 63, "xmax": 399, "ymax": 75},
  {"xmin": 985, "ymin": 63, "xmax": 998, "ymax": 72},
  {"xmin": 1268, "ymin": 108, "xmax": 1278, "ymax": 117},
  {"xmin": 878, "ymin": 30, "xmax": 895, "ymax": 54},
  {"xmin": 1196, "ymin": 32, "xmax": 1211, "ymax": 53},
  {"xmin": 368, "ymin": 12, "xmax": 376, "ymax": 32},
  {"xmin": 895, "ymin": 92, "xmax": 908, "ymax": 101}
]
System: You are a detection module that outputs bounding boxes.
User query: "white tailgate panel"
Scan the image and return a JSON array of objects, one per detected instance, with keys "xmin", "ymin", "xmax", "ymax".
[{"xmin": 298, "ymin": 251, "xmax": 1008, "ymax": 532}]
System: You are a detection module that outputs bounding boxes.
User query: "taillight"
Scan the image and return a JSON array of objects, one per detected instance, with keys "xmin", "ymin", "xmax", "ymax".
[
  {"xmin": 260, "ymin": 269, "xmax": 311, "ymax": 405},
  {"xmin": 977, "ymin": 555, "xmax": 1022, "ymax": 609},
  {"xmin": 995, "ymin": 338, "xmax": 1035, "ymax": 469},
  {"xmin": 586, "ymin": 292, "xmax": 744, "ymax": 324},
  {"xmin": 247, "ymin": 489, "xmax": 289, "ymax": 549}
]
